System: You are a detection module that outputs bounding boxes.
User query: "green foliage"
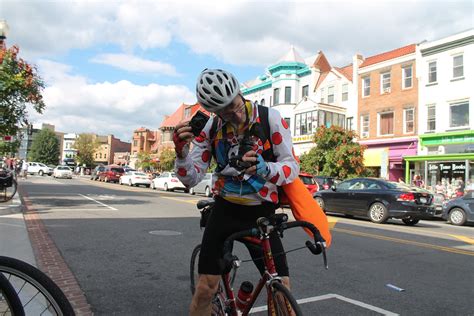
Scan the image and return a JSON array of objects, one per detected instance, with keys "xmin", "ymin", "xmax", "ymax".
[
  {"xmin": 74, "ymin": 134, "xmax": 99, "ymax": 167},
  {"xmin": 159, "ymin": 148, "xmax": 176, "ymax": 171},
  {"xmin": 0, "ymin": 45, "xmax": 45, "ymax": 137},
  {"xmin": 299, "ymin": 125, "xmax": 367, "ymax": 179},
  {"xmin": 28, "ymin": 129, "xmax": 60, "ymax": 165},
  {"xmin": 0, "ymin": 139, "xmax": 20, "ymax": 156},
  {"xmin": 136, "ymin": 151, "xmax": 158, "ymax": 171}
]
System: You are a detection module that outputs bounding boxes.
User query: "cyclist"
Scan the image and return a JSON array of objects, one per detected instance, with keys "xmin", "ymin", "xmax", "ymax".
[{"xmin": 174, "ymin": 69, "xmax": 299, "ymax": 315}]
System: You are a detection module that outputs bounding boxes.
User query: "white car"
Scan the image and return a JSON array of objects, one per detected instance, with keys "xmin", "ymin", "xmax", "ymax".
[
  {"xmin": 27, "ymin": 162, "xmax": 54, "ymax": 176},
  {"xmin": 119, "ymin": 171, "xmax": 151, "ymax": 187},
  {"xmin": 53, "ymin": 166, "xmax": 73, "ymax": 179},
  {"xmin": 151, "ymin": 172, "xmax": 187, "ymax": 192},
  {"xmin": 189, "ymin": 173, "xmax": 214, "ymax": 197}
]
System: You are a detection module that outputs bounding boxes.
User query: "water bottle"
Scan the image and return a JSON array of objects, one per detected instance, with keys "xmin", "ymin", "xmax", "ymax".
[{"xmin": 236, "ymin": 281, "xmax": 254, "ymax": 311}]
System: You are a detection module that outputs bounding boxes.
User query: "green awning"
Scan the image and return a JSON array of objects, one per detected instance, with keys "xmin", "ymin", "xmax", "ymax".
[{"xmin": 404, "ymin": 153, "xmax": 474, "ymax": 162}]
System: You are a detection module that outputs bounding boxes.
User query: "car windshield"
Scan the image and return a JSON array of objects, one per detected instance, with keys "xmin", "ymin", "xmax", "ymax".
[
  {"xmin": 299, "ymin": 176, "xmax": 315, "ymax": 185},
  {"xmin": 385, "ymin": 181, "xmax": 427, "ymax": 192},
  {"xmin": 171, "ymin": 173, "xmax": 177, "ymax": 177},
  {"xmin": 58, "ymin": 166, "xmax": 70, "ymax": 170},
  {"xmin": 111, "ymin": 168, "xmax": 124, "ymax": 173},
  {"xmin": 134, "ymin": 172, "xmax": 147, "ymax": 176}
]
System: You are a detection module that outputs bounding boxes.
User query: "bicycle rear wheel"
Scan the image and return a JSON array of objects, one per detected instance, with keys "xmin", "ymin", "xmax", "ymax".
[
  {"xmin": 0, "ymin": 179, "xmax": 17, "ymax": 203},
  {"xmin": 269, "ymin": 281, "xmax": 302, "ymax": 316},
  {"xmin": 0, "ymin": 256, "xmax": 75, "ymax": 316},
  {"xmin": 0, "ymin": 272, "xmax": 25, "ymax": 316},
  {"xmin": 190, "ymin": 244, "xmax": 201, "ymax": 295}
]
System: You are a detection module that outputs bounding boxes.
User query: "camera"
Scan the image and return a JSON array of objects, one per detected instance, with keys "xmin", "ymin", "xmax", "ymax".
[
  {"xmin": 189, "ymin": 111, "xmax": 210, "ymax": 137},
  {"xmin": 229, "ymin": 134, "xmax": 257, "ymax": 171}
]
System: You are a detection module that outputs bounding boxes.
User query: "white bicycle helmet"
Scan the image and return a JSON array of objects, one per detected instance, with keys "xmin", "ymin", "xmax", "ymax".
[{"xmin": 196, "ymin": 69, "xmax": 240, "ymax": 112}]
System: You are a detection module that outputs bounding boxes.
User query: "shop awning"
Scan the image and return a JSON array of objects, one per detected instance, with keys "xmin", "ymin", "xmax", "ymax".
[
  {"xmin": 364, "ymin": 148, "xmax": 389, "ymax": 167},
  {"xmin": 404, "ymin": 153, "xmax": 474, "ymax": 162}
]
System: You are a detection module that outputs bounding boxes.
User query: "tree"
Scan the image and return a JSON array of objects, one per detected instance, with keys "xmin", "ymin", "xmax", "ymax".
[
  {"xmin": 74, "ymin": 134, "xmax": 99, "ymax": 167},
  {"xmin": 159, "ymin": 148, "xmax": 176, "ymax": 171},
  {"xmin": 300, "ymin": 125, "xmax": 366, "ymax": 179},
  {"xmin": 0, "ymin": 45, "xmax": 45, "ymax": 138},
  {"xmin": 28, "ymin": 129, "xmax": 60, "ymax": 165},
  {"xmin": 136, "ymin": 151, "xmax": 158, "ymax": 171}
]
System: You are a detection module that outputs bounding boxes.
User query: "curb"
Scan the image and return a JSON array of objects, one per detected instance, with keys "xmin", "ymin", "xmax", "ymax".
[{"xmin": 0, "ymin": 194, "xmax": 23, "ymax": 216}]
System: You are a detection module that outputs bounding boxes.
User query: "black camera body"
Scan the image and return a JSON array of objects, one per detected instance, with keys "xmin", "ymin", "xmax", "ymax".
[
  {"xmin": 189, "ymin": 111, "xmax": 210, "ymax": 137},
  {"xmin": 229, "ymin": 131, "xmax": 257, "ymax": 171}
]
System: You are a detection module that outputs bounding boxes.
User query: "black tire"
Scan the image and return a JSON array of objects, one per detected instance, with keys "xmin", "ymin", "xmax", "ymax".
[
  {"xmin": 402, "ymin": 217, "xmax": 420, "ymax": 226},
  {"xmin": 270, "ymin": 281, "xmax": 303, "ymax": 316},
  {"xmin": 315, "ymin": 197, "xmax": 325, "ymax": 211},
  {"xmin": 449, "ymin": 208, "xmax": 467, "ymax": 226},
  {"xmin": 38, "ymin": 170, "xmax": 44, "ymax": 176},
  {"xmin": 0, "ymin": 272, "xmax": 25, "ymax": 316},
  {"xmin": 0, "ymin": 179, "xmax": 17, "ymax": 202},
  {"xmin": 190, "ymin": 244, "xmax": 201, "ymax": 295},
  {"xmin": 368, "ymin": 202, "xmax": 389, "ymax": 224},
  {"xmin": 0, "ymin": 256, "xmax": 75, "ymax": 316}
]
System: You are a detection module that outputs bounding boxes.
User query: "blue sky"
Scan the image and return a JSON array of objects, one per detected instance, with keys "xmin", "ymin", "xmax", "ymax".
[{"xmin": 2, "ymin": 0, "xmax": 472, "ymax": 141}]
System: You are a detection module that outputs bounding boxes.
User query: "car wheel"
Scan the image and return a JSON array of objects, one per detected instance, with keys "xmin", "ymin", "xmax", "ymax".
[
  {"xmin": 315, "ymin": 197, "xmax": 325, "ymax": 211},
  {"xmin": 39, "ymin": 170, "xmax": 44, "ymax": 176},
  {"xmin": 205, "ymin": 186, "xmax": 211, "ymax": 197},
  {"xmin": 368, "ymin": 202, "xmax": 389, "ymax": 224},
  {"xmin": 449, "ymin": 208, "xmax": 467, "ymax": 226},
  {"xmin": 402, "ymin": 217, "xmax": 420, "ymax": 226},
  {"xmin": 189, "ymin": 188, "xmax": 195, "ymax": 195},
  {"xmin": 164, "ymin": 183, "xmax": 169, "ymax": 191}
]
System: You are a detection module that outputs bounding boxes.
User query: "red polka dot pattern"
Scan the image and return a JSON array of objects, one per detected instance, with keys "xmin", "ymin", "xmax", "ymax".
[
  {"xmin": 281, "ymin": 118, "xmax": 289, "ymax": 129},
  {"xmin": 272, "ymin": 132, "xmax": 282, "ymax": 145},
  {"xmin": 259, "ymin": 186, "xmax": 268, "ymax": 197},
  {"xmin": 257, "ymin": 149, "xmax": 263, "ymax": 155},
  {"xmin": 270, "ymin": 192, "xmax": 278, "ymax": 203},
  {"xmin": 195, "ymin": 131, "xmax": 206, "ymax": 143},
  {"xmin": 270, "ymin": 173, "xmax": 280, "ymax": 184},
  {"xmin": 283, "ymin": 165, "xmax": 291, "ymax": 178},
  {"xmin": 202, "ymin": 150, "xmax": 211, "ymax": 163},
  {"xmin": 194, "ymin": 165, "xmax": 200, "ymax": 173},
  {"xmin": 177, "ymin": 168, "xmax": 187, "ymax": 177}
]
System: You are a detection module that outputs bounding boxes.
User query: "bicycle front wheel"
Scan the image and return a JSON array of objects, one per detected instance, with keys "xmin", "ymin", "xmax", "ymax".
[
  {"xmin": 270, "ymin": 281, "xmax": 302, "ymax": 316},
  {"xmin": 0, "ymin": 179, "xmax": 17, "ymax": 203},
  {"xmin": 0, "ymin": 256, "xmax": 75, "ymax": 316},
  {"xmin": 0, "ymin": 271, "xmax": 25, "ymax": 316}
]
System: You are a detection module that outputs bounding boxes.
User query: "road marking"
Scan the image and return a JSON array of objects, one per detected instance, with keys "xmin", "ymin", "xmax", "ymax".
[
  {"xmin": 78, "ymin": 194, "xmax": 118, "ymax": 211},
  {"xmin": 249, "ymin": 293, "xmax": 398, "ymax": 315},
  {"xmin": 35, "ymin": 208, "xmax": 116, "ymax": 212},
  {"xmin": 334, "ymin": 227, "xmax": 474, "ymax": 256},
  {"xmin": 160, "ymin": 196, "xmax": 200, "ymax": 205},
  {"xmin": 449, "ymin": 234, "xmax": 474, "ymax": 245}
]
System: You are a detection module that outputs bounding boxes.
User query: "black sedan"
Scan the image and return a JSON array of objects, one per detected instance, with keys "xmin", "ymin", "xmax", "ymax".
[
  {"xmin": 442, "ymin": 190, "xmax": 474, "ymax": 226},
  {"xmin": 313, "ymin": 178, "xmax": 435, "ymax": 225}
]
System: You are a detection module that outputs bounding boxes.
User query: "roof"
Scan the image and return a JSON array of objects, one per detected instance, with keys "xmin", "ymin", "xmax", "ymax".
[
  {"xmin": 312, "ymin": 51, "xmax": 331, "ymax": 73},
  {"xmin": 335, "ymin": 64, "xmax": 353, "ymax": 81},
  {"xmin": 359, "ymin": 44, "xmax": 416, "ymax": 68},
  {"xmin": 160, "ymin": 103, "xmax": 210, "ymax": 128},
  {"xmin": 277, "ymin": 46, "xmax": 306, "ymax": 64}
]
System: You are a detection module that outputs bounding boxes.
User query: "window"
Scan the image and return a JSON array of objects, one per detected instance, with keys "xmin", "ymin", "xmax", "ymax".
[
  {"xmin": 428, "ymin": 61, "xmax": 437, "ymax": 83},
  {"xmin": 133, "ymin": 140, "xmax": 138, "ymax": 147},
  {"xmin": 273, "ymin": 88, "xmax": 280, "ymax": 105},
  {"xmin": 404, "ymin": 108, "xmax": 414, "ymax": 134},
  {"xmin": 325, "ymin": 111, "xmax": 332, "ymax": 127},
  {"xmin": 104, "ymin": 154, "xmax": 107, "ymax": 159},
  {"xmin": 450, "ymin": 101, "xmax": 469, "ymax": 128},
  {"xmin": 402, "ymin": 66, "xmax": 412, "ymax": 89},
  {"xmin": 427, "ymin": 105, "xmax": 436, "ymax": 132},
  {"xmin": 294, "ymin": 110, "xmax": 317, "ymax": 136},
  {"xmin": 341, "ymin": 84, "xmax": 348, "ymax": 101},
  {"xmin": 453, "ymin": 55, "xmax": 464, "ymax": 78},
  {"xmin": 379, "ymin": 112, "xmax": 394, "ymax": 135},
  {"xmin": 380, "ymin": 72, "xmax": 391, "ymax": 93},
  {"xmin": 346, "ymin": 117, "xmax": 353, "ymax": 130},
  {"xmin": 362, "ymin": 77, "xmax": 370, "ymax": 97},
  {"xmin": 284, "ymin": 86, "xmax": 291, "ymax": 103},
  {"xmin": 302, "ymin": 85, "xmax": 309, "ymax": 98},
  {"xmin": 361, "ymin": 115, "xmax": 369, "ymax": 138},
  {"xmin": 184, "ymin": 107, "xmax": 191, "ymax": 118},
  {"xmin": 260, "ymin": 98, "xmax": 265, "ymax": 106},
  {"xmin": 327, "ymin": 86, "xmax": 335, "ymax": 104},
  {"xmin": 320, "ymin": 88, "xmax": 325, "ymax": 103}
]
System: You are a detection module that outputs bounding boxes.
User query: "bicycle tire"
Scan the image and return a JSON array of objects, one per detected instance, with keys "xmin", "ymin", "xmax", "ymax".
[
  {"xmin": 190, "ymin": 244, "xmax": 201, "ymax": 295},
  {"xmin": 0, "ymin": 179, "xmax": 17, "ymax": 203},
  {"xmin": 0, "ymin": 256, "xmax": 75, "ymax": 316},
  {"xmin": 270, "ymin": 281, "xmax": 302, "ymax": 316},
  {"xmin": 0, "ymin": 271, "xmax": 25, "ymax": 316}
]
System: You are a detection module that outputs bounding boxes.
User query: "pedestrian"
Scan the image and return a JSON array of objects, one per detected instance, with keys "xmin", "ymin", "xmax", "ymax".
[
  {"xmin": 413, "ymin": 174, "xmax": 424, "ymax": 188},
  {"xmin": 21, "ymin": 160, "xmax": 28, "ymax": 179}
]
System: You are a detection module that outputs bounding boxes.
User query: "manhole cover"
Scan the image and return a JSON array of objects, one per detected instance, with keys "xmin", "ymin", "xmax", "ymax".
[{"xmin": 149, "ymin": 230, "xmax": 182, "ymax": 236}]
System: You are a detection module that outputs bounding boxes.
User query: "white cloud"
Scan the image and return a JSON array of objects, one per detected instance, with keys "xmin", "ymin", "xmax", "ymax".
[
  {"xmin": 32, "ymin": 60, "xmax": 195, "ymax": 140},
  {"xmin": 90, "ymin": 54, "xmax": 180, "ymax": 76}
]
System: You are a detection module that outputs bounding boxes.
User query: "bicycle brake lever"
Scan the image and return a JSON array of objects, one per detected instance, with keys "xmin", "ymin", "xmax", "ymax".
[{"xmin": 322, "ymin": 247, "xmax": 328, "ymax": 270}]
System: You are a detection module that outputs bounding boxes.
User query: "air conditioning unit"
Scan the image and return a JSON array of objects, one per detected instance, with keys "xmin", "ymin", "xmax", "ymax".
[{"xmin": 383, "ymin": 87, "xmax": 391, "ymax": 93}]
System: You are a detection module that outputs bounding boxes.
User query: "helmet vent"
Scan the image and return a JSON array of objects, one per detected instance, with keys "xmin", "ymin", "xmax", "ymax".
[{"xmin": 213, "ymin": 85, "xmax": 223, "ymax": 96}]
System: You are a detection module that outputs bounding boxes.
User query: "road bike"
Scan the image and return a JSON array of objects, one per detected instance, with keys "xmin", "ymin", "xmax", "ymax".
[
  {"xmin": 0, "ymin": 256, "xmax": 75, "ymax": 315},
  {"xmin": 190, "ymin": 199, "xmax": 328, "ymax": 315},
  {"xmin": 0, "ymin": 167, "xmax": 17, "ymax": 203}
]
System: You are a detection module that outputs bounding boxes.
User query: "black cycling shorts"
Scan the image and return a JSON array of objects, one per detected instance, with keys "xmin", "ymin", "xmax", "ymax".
[{"xmin": 198, "ymin": 196, "xmax": 289, "ymax": 276}]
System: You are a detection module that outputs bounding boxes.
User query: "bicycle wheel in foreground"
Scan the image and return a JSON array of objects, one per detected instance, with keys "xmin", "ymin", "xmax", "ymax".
[
  {"xmin": 0, "ymin": 256, "xmax": 75, "ymax": 316},
  {"xmin": 0, "ymin": 179, "xmax": 17, "ymax": 203},
  {"xmin": 0, "ymin": 272, "xmax": 25, "ymax": 316},
  {"xmin": 270, "ymin": 281, "xmax": 302, "ymax": 316}
]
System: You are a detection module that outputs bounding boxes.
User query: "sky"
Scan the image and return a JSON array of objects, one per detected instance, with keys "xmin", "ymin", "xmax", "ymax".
[{"xmin": 1, "ymin": 0, "xmax": 473, "ymax": 142}]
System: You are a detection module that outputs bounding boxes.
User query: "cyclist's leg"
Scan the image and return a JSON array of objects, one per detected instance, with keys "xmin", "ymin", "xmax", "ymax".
[{"xmin": 190, "ymin": 274, "xmax": 220, "ymax": 316}]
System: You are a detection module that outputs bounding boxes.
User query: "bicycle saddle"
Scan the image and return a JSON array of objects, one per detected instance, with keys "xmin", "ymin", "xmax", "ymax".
[{"xmin": 197, "ymin": 199, "xmax": 215, "ymax": 209}]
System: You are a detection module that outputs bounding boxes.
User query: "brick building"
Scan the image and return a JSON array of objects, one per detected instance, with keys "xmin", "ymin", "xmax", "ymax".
[{"xmin": 93, "ymin": 135, "xmax": 131, "ymax": 165}]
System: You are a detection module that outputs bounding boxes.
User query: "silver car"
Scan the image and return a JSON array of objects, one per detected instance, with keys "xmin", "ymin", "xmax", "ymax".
[{"xmin": 189, "ymin": 173, "xmax": 214, "ymax": 197}]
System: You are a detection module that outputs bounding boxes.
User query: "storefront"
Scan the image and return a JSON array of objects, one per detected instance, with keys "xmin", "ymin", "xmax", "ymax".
[
  {"xmin": 404, "ymin": 130, "xmax": 474, "ymax": 190},
  {"xmin": 360, "ymin": 138, "xmax": 418, "ymax": 181}
]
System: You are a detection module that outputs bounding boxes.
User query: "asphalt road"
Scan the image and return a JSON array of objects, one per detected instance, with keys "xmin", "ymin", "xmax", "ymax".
[{"xmin": 19, "ymin": 176, "xmax": 474, "ymax": 315}]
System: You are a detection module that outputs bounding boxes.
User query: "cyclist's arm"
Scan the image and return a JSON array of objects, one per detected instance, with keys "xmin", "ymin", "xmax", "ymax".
[
  {"xmin": 263, "ymin": 108, "xmax": 300, "ymax": 185},
  {"xmin": 174, "ymin": 118, "xmax": 213, "ymax": 188}
]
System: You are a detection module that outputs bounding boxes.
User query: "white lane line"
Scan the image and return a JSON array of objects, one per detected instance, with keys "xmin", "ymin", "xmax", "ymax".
[
  {"xmin": 35, "ymin": 208, "xmax": 116, "ymax": 212},
  {"xmin": 249, "ymin": 293, "xmax": 399, "ymax": 315},
  {"xmin": 78, "ymin": 194, "xmax": 118, "ymax": 211}
]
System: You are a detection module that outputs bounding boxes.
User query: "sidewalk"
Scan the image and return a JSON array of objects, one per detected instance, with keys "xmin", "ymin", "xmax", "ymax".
[{"xmin": 0, "ymin": 194, "xmax": 37, "ymax": 266}]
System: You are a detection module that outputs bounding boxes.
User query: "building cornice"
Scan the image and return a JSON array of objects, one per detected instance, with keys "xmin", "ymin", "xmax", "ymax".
[{"xmin": 420, "ymin": 35, "xmax": 474, "ymax": 57}]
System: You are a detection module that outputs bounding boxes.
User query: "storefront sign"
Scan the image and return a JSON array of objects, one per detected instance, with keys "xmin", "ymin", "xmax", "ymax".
[
  {"xmin": 292, "ymin": 134, "xmax": 313, "ymax": 143},
  {"xmin": 421, "ymin": 131, "xmax": 474, "ymax": 146}
]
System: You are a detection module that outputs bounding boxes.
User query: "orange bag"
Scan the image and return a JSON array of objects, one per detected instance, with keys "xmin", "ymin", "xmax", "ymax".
[{"xmin": 282, "ymin": 177, "xmax": 332, "ymax": 248}]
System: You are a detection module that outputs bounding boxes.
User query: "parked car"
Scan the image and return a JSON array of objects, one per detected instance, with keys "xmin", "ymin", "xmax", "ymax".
[
  {"xmin": 432, "ymin": 193, "xmax": 446, "ymax": 217},
  {"xmin": 98, "ymin": 165, "xmax": 125, "ymax": 183},
  {"xmin": 189, "ymin": 173, "xmax": 214, "ymax": 197},
  {"xmin": 90, "ymin": 165, "xmax": 106, "ymax": 181},
  {"xmin": 53, "ymin": 166, "xmax": 73, "ymax": 179},
  {"xmin": 314, "ymin": 176, "xmax": 340, "ymax": 190},
  {"xmin": 313, "ymin": 178, "xmax": 435, "ymax": 225},
  {"xmin": 27, "ymin": 162, "xmax": 53, "ymax": 176},
  {"xmin": 119, "ymin": 171, "xmax": 151, "ymax": 187},
  {"xmin": 442, "ymin": 190, "xmax": 474, "ymax": 226},
  {"xmin": 151, "ymin": 172, "xmax": 187, "ymax": 192},
  {"xmin": 299, "ymin": 173, "xmax": 319, "ymax": 194}
]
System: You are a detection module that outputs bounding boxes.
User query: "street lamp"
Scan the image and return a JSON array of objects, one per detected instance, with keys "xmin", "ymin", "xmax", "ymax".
[{"xmin": 0, "ymin": 19, "xmax": 9, "ymax": 49}]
